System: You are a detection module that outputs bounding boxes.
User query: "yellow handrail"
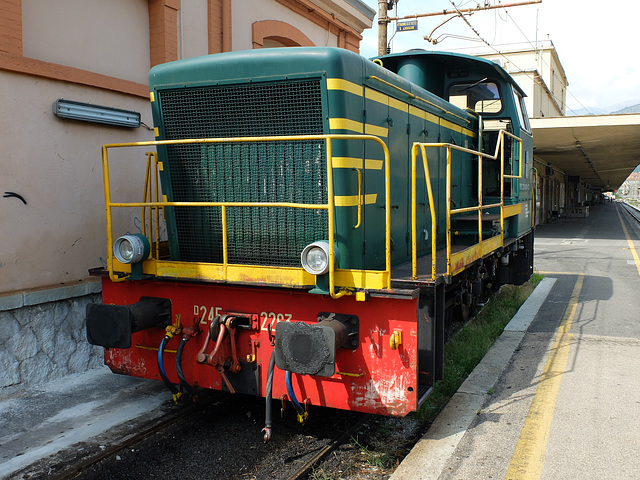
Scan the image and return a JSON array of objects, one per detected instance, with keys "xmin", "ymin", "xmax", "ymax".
[
  {"xmin": 410, "ymin": 143, "xmax": 438, "ymax": 280},
  {"xmin": 141, "ymin": 152, "xmax": 163, "ymax": 260},
  {"xmin": 353, "ymin": 167, "xmax": 362, "ymax": 229},
  {"xmin": 102, "ymin": 134, "xmax": 391, "ymax": 298},
  {"xmin": 410, "ymin": 129, "xmax": 523, "ymax": 280}
]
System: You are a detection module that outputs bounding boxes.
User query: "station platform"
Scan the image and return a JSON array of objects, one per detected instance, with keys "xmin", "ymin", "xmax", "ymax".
[{"xmin": 392, "ymin": 201, "xmax": 640, "ymax": 479}]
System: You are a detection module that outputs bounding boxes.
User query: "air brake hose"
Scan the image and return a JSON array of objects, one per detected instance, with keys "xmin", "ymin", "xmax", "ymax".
[
  {"xmin": 286, "ymin": 370, "xmax": 308, "ymax": 424},
  {"xmin": 158, "ymin": 334, "xmax": 182, "ymax": 402},
  {"xmin": 262, "ymin": 350, "xmax": 276, "ymax": 442},
  {"xmin": 176, "ymin": 336, "xmax": 196, "ymax": 398}
]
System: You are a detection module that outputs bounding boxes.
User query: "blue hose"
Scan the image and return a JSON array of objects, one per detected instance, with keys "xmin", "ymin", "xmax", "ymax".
[
  {"xmin": 158, "ymin": 335, "xmax": 179, "ymax": 396},
  {"xmin": 285, "ymin": 370, "xmax": 305, "ymax": 415},
  {"xmin": 176, "ymin": 336, "xmax": 196, "ymax": 397}
]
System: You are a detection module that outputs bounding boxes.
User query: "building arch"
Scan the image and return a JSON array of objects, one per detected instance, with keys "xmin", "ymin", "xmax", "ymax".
[{"xmin": 252, "ymin": 20, "xmax": 315, "ymax": 49}]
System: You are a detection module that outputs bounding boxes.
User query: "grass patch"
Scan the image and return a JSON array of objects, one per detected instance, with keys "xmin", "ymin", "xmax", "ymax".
[{"xmin": 416, "ymin": 273, "xmax": 543, "ymax": 423}]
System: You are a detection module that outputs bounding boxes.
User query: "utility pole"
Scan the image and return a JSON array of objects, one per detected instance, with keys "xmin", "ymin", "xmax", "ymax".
[{"xmin": 378, "ymin": 0, "xmax": 390, "ymax": 56}]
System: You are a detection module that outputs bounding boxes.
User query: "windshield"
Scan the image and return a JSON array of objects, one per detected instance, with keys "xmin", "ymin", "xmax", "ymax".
[
  {"xmin": 513, "ymin": 90, "xmax": 531, "ymax": 132},
  {"xmin": 448, "ymin": 81, "xmax": 502, "ymax": 114}
]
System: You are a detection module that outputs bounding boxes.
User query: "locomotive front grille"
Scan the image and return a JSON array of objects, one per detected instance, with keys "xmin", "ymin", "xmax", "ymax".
[{"xmin": 158, "ymin": 79, "xmax": 327, "ymax": 267}]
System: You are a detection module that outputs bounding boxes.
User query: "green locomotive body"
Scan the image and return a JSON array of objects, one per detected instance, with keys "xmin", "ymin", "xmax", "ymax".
[{"xmin": 147, "ymin": 46, "xmax": 532, "ymax": 281}]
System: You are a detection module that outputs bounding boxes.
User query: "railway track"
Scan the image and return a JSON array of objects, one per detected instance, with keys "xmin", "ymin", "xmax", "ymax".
[
  {"xmin": 621, "ymin": 201, "xmax": 640, "ymax": 224},
  {"xmin": 285, "ymin": 413, "xmax": 370, "ymax": 480},
  {"xmin": 49, "ymin": 393, "xmax": 224, "ymax": 480},
  {"xmin": 40, "ymin": 391, "xmax": 371, "ymax": 480}
]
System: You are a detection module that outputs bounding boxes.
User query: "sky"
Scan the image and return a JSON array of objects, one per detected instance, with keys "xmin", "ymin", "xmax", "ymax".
[{"xmin": 358, "ymin": 0, "xmax": 640, "ymax": 113}]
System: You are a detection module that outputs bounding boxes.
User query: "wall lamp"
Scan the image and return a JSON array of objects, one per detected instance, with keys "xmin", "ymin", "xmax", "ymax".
[{"xmin": 53, "ymin": 99, "xmax": 140, "ymax": 128}]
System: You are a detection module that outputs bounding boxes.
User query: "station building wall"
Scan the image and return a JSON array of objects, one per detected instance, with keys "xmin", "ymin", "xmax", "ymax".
[{"xmin": 0, "ymin": 0, "xmax": 373, "ymax": 395}]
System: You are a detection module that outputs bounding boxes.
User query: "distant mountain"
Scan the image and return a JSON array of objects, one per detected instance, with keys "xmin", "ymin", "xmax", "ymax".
[
  {"xmin": 611, "ymin": 104, "xmax": 640, "ymax": 114},
  {"xmin": 567, "ymin": 100, "xmax": 640, "ymax": 116},
  {"xmin": 567, "ymin": 107, "xmax": 607, "ymax": 116}
]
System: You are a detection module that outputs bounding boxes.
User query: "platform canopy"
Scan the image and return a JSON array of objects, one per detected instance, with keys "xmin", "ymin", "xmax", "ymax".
[{"xmin": 530, "ymin": 113, "xmax": 640, "ymax": 191}]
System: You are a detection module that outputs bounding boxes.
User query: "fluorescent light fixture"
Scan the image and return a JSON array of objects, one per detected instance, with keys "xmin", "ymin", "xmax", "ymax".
[{"xmin": 53, "ymin": 99, "xmax": 140, "ymax": 128}]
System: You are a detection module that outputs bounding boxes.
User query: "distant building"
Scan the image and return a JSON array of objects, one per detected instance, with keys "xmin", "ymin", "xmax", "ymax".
[{"xmin": 619, "ymin": 172, "xmax": 640, "ymax": 199}]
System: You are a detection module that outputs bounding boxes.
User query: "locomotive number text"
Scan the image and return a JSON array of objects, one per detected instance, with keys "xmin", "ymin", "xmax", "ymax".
[
  {"xmin": 194, "ymin": 305, "xmax": 222, "ymax": 324},
  {"xmin": 194, "ymin": 306, "xmax": 292, "ymax": 331},
  {"xmin": 260, "ymin": 311, "xmax": 292, "ymax": 332}
]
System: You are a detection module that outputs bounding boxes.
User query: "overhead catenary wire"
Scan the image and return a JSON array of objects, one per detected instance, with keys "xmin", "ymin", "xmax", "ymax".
[
  {"xmin": 442, "ymin": 0, "xmax": 592, "ymax": 115},
  {"xmin": 503, "ymin": 9, "xmax": 593, "ymax": 115}
]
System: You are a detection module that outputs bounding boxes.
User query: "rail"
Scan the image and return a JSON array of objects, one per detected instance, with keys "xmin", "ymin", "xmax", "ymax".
[
  {"xmin": 621, "ymin": 201, "xmax": 640, "ymax": 224},
  {"xmin": 101, "ymin": 134, "xmax": 391, "ymax": 299},
  {"xmin": 410, "ymin": 129, "xmax": 523, "ymax": 280}
]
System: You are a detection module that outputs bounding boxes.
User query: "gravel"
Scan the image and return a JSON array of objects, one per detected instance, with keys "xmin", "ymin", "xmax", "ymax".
[{"xmin": 12, "ymin": 392, "xmax": 428, "ymax": 480}]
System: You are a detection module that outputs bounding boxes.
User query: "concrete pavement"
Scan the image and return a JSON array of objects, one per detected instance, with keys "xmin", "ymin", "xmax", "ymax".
[
  {"xmin": 0, "ymin": 368, "xmax": 172, "ymax": 479},
  {"xmin": 392, "ymin": 202, "xmax": 640, "ymax": 480}
]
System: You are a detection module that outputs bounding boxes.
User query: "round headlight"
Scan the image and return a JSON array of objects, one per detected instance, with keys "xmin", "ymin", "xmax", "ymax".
[
  {"xmin": 301, "ymin": 241, "xmax": 338, "ymax": 275},
  {"xmin": 113, "ymin": 234, "xmax": 150, "ymax": 264}
]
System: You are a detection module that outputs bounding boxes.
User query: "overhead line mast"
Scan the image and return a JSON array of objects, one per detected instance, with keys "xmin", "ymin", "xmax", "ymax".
[{"xmin": 378, "ymin": 0, "xmax": 542, "ymax": 55}]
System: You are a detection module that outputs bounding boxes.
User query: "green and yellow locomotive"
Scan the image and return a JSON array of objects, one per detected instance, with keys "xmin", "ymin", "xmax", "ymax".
[{"xmin": 87, "ymin": 47, "xmax": 533, "ymax": 439}]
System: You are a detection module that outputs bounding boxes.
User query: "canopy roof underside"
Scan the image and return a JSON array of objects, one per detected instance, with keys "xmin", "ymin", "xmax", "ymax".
[{"xmin": 530, "ymin": 114, "xmax": 640, "ymax": 191}]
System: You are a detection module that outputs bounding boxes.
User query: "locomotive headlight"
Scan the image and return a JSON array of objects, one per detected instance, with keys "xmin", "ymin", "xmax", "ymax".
[
  {"xmin": 301, "ymin": 241, "xmax": 339, "ymax": 275},
  {"xmin": 113, "ymin": 234, "xmax": 150, "ymax": 264}
]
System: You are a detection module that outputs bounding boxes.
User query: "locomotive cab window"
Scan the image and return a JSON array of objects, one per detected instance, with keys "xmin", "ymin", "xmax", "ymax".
[
  {"xmin": 448, "ymin": 80, "xmax": 502, "ymax": 114},
  {"xmin": 513, "ymin": 90, "xmax": 531, "ymax": 133}
]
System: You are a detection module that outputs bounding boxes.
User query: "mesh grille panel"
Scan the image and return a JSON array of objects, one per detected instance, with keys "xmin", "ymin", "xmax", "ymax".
[{"xmin": 158, "ymin": 79, "xmax": 327, "ymax": 266}]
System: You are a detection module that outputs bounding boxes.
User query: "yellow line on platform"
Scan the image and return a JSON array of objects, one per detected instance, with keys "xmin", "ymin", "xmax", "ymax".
[
  {"xmin": 504, "ymin": 274, "xmax": 584, "ymax": 480},
  {"xmin": 616, "ymin": 206, "xmax": 640, "ymax": 278}
]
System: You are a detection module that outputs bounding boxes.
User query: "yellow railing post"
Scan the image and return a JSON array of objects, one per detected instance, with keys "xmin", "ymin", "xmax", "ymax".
[
  {"xmin": 102, "ymin": 145, "xmax": 126, "ymax": 283},
  {"xmin": 326, "ymin": 137, "xmax": 347, "ymax": 299},
  {"xmin": 410, "ymin": 143, "xmax": 438, "ymax": 280},
  {"xmin": 500, "ymin": 133, "xmax": 505, "ymax": 240},
  {"xmin": 422, "ymin": 144, "xmax": 437, "ymax": 280},
  {"xmin": 446, "ymin": 147, "xmax": 452, "ymax": 277},
  {"xmin": 221, "ymin": 205, "xmax": 228, "ymax": 279},
  {"xmin": 154, "ymin": 152, "xmax": 161, "ymax": 259},
  {"xmin": 411, "ymin": 145, "xmax": 418, "ymax": 279},
  {"xmin": 142, "ymin": 153, "xmax": 152, "ymax": 238},
  {"xmin": 478, "ymin": 151, "xmax": 483, "ymax": 244}
]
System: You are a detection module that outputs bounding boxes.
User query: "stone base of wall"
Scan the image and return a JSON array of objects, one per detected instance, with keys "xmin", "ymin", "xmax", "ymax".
[{"xmin": 1, "ymin": 281, "xmax": 104, "ymax": 397}]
